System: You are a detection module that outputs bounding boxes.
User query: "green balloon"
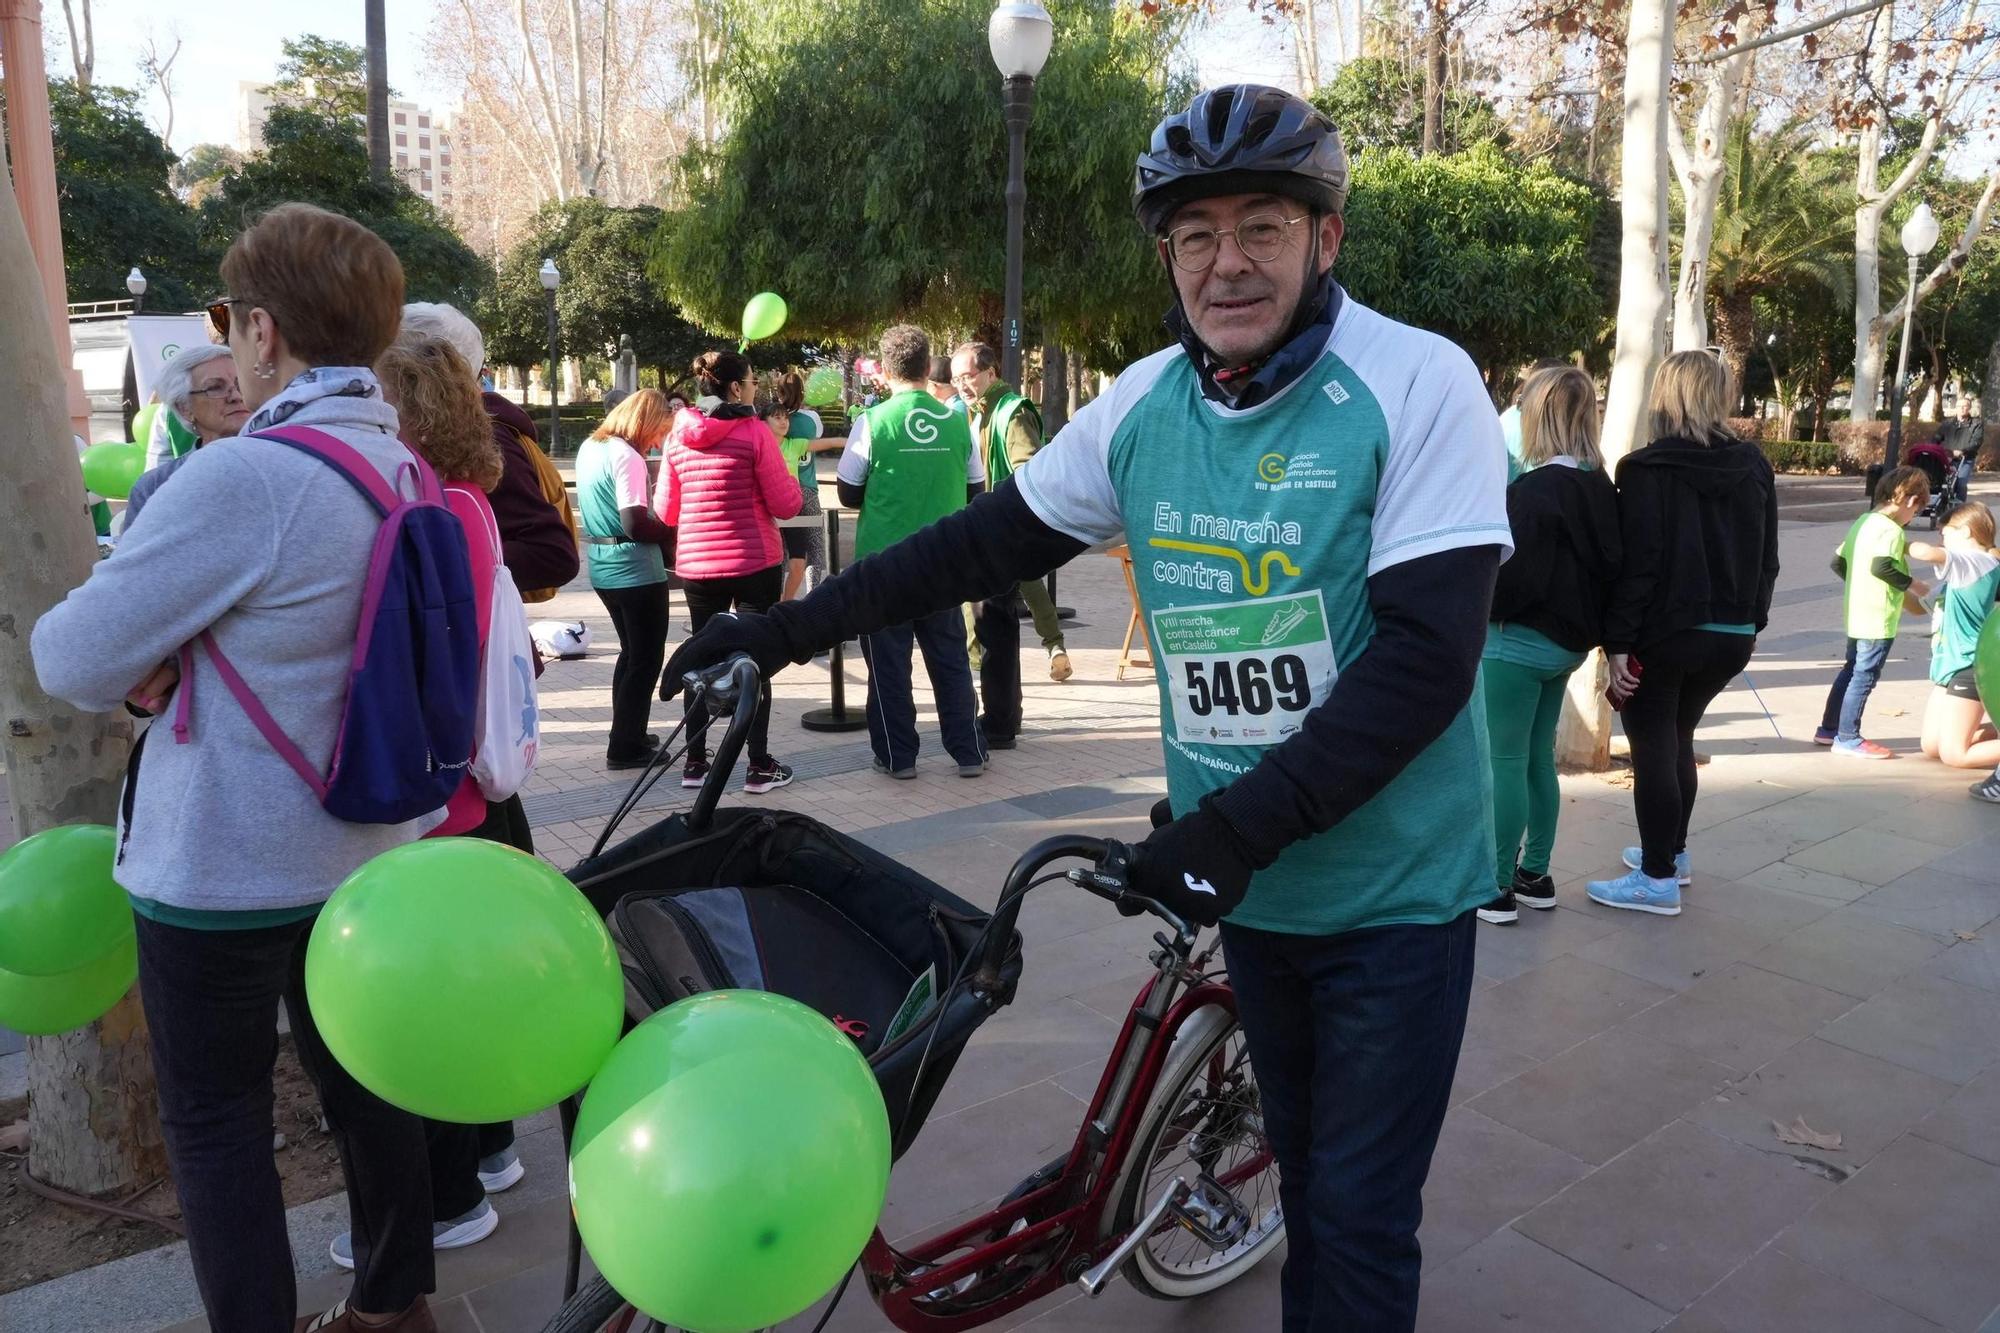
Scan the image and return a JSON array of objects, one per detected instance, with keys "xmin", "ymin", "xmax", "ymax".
[
  {"xmin": 741, "ymin": 292, "xmax": 789, "ymax": 344},
  {"xmin": 0, "ymin": 933, "xmax": 136, "ymax": 1036},
  {"xmin": 132, "ymin": 404, "xmax": 160, "ymax": 452},
  {"xmin": 80, "ymin": 441, "xmax": 146, "ymax": 500},
  {"xmin": 1977, "ymin": 611, "xmax": 2000, "ymax": 717},
  {"xmin": 570, "ymin": 992, "xmax": 890, "ymax": 1332},
  {"xmin": 0, "ymin": 824, "xmax": 131, "ymax": 977},
  {"xmin": 304, "ymin": 839, "xmax": 623, "ymax": 1122},
  {"xmin": 803, "ymin": 366, "xmax": 843, "ymax": 408}
]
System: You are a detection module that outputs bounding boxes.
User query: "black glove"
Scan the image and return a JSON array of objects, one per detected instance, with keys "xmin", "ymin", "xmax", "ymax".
[
  {"xmin": 1150, "ymin": 797, "xmax": 1173, "ymax": 829},
  {"xmin": 659, "ymin": 611, "xmax": 794, "ymax": 701},
  {"xmin": 1127, "ymin": 798, "xmax": 1259, "ymax": 928}
]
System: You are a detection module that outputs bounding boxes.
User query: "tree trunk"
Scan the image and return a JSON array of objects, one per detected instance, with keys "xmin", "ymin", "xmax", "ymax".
[
  {"xmin": 0, "ymin": 162, "xmax": 164, "ymax": 1198},
  {"xmin": 1420, "ymin": 0, "xmax": 1446, "ymax": 156},
  {"xmin": 1668, "ymin": 14, "xmax": 1759, "ymax": 353},
  {"xmin": 1040, "ymin": 343, "xmax": 1068, "ymax": 437},
  {"xmin": 1710, "ymin": 288, "xmax": 1756, "ymax": 407},
  {"xmin": 365, "ymin": 0, "xmax": 390, "ymax": 180},
  {"xmin": 1555, "ymin": 654, "xmax": 1612, "ymax": 773},
  {"xmin": 1568, "ymin": 0, "xmax": 1670, "ymax": 771},
  {"xmin": 1985, "ymin": 332, "xmax": 2000, "ymax": 430},
  {"xmin": 59, "ymin": 0, "xmax": 93, "ymax": 91}
]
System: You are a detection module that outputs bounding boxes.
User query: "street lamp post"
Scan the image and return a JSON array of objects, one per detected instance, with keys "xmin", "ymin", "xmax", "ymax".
[
  {"xmin": 1884, "ymin": 201, "xmax": 1941, "ymax": 473},
  {"xmin": 126, "ymin": 266, "xmax": 147, "ymax": 315},
  {"xmin": 540, "ymin": 257, "xmax": 561, "ymax": 452},
  {"xmin": 122, "ymin": 267, "xmax": 149, "ymax": 438},
  {"xmin": 987, "ymin": 0, "xmax": 1052, "ymax": 388}
]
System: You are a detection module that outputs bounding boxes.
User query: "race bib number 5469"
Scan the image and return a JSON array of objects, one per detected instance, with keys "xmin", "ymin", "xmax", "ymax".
[{"xmin": 1151, "ymin": 591, "xmax": 1336, "ymax": 746}]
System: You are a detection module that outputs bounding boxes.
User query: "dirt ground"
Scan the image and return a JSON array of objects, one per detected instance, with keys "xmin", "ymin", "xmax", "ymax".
[{"xmin": 0, "ymin": 1035, "xmax": 345, "ymax": 1294}]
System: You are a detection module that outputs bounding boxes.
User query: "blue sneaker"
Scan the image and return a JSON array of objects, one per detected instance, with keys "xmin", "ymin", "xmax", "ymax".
[
  {"xmin": 1621, "ymin": 847, "xmax": 1691, "ymax": 886},
  {"xmin": 1587, "ymin": 867, "xmax": 1682, "ymax": 916}
]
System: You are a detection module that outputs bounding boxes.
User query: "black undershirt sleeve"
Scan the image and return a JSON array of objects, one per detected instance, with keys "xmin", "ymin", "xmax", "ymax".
[{"xmin": 1869, "ymin": 555, "xmax": 1914, "ymax": 592}]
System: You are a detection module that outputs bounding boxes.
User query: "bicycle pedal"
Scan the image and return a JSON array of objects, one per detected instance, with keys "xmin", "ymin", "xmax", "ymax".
[{"xmin": 1172, "ymin": 1173, "xmax": 1253, "ymax": 1249}]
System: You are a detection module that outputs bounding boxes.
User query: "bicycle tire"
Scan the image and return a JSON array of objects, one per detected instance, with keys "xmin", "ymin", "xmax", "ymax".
[
  {"xmin": 540, "ymin": 1275, "xmax": 640, "ymax": 1333},
  {"xmin": 1105, "ymin": 1005, "xmax": 1285, "ymax": 1300}
]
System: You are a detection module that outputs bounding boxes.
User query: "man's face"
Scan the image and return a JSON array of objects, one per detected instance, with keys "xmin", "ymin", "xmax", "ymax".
[
  {"xmin": 951, "ymin": 353, "xmax": 995, "ymax": 402},
  {"xmin": 187, "ymin": 360, "xmax": 250, "ymax": 440},
  {"xmin": 1160, "ymin": 193, "xmax": 1343, "ymax": 366}
]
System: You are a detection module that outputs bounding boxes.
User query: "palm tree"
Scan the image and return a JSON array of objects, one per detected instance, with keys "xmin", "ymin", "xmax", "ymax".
[
  {"xmin": 1705, "ymin": 120, "xmax": 1851, "ymax": 399},
  {"xmin": 365, "ymin": 0, "xmax": 389, "ymax": 180}
]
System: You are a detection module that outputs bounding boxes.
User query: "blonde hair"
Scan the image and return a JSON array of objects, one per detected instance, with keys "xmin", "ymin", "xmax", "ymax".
[
  {"xmin": 593, "ymin": 387, "xmax": 675, "ymax": 449},
  {"xmin": 1519, "ymin": 365, "xmax": 1602, "ymax": 470},
  {"xmin": 1648, "ymin": 350, "xmax": 1732, "ymax": 444},
  {"xmin": 375, "ymin": 337, "xmax": 502, "ymax": 491},
  {"xmin": 1944, "ymin": 500, "xmax": 1996, "ymax": 550}
]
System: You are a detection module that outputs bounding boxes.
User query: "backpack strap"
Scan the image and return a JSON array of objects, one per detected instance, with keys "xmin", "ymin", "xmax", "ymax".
[
  {"xmin": 252, "ymin": 425, "xmax": 444, "ymax": 514},
  {"xmin": 175, "ymin": 630, "xmax": 329, "ymax": 799}
]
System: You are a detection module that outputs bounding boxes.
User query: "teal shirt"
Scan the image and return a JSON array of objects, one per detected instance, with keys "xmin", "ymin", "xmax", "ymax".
[
  {"xmin": 1484, "ymin": 622, "xmax": 1584, "ymax": 672},
  {"xmin": 575, "ymin": 434, "xmax": 666, "ymax": 589},
  {"xmin": 1929, "ymin": 550, "xmax": 2000, "ymax": 683},
  {"xmin": 1013, "ymin": 295, "xmax": 1513, "ymax": 935},
  {"xmin": 1694, "ymin": 622, "xmax": 1756, "ymax": 635},
  {"xmin": 130, "ymin": 894, "xmax": 320, "ymax": 930}
]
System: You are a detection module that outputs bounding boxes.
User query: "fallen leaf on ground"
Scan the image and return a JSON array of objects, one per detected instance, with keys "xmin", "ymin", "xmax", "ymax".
[
  {"xmin": 1881, "ymin": 708, "xmax": 1906, "ymax": 717},
  {"xmin": 1773, "ymin": 1116, "xmax": 1842, "ymax": 1151},
  {"xmin": 1955, "ymin": 930, "xmax": 1981, "ymax": 942}
]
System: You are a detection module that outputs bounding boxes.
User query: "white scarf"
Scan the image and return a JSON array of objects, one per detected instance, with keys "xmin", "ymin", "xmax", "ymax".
[{"xmin": 242, "ymin": 366, "xmax": 383, "ymax": 435}]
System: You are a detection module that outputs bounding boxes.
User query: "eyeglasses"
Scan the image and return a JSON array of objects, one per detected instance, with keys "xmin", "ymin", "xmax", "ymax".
[
  {"xmin": 189, "ymin": 379, "xmax": 243, "ymax": 402},
  {"xmin": 205, "ymin": 297, "xmax": 247, "ymax": 340},
  {"xmin": 1164, "ymin": 213, "xmax": 1312, "ymax": 273}
]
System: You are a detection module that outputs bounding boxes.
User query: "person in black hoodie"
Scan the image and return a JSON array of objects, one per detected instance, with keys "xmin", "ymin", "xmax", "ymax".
[
  {"xmin": 1478, "ymin": 365, "xmax": 1622, "ymax": 925},
  {"xmin": 1589, "ymin": 351, "xmax": 1780, "ymax": 917}
]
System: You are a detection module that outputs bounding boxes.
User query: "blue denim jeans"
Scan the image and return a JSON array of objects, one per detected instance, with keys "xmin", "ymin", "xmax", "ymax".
[
  {"xmin": 1221, "ymin": 910, "xmax": 1477, "ymax": 1333},
  {"xmin": 1820, "ymin": 637, "xmax": 1894, "ymax": 742},
  {"xmin": 858, "ymin": 606, "xmax": 987, "ymax": 771}
]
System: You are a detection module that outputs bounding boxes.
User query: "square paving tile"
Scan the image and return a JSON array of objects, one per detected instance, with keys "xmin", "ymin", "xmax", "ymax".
[
  {"xmin": 1737, "ymin": 860, "xmax": 1876, "ymax": 905},
  {"xmin": 1662, "ymin": 1248, "xmax": 1945, "ymax": 1333},
  {"xmin": 1463, "ymin": 956, "xmax": 1673, "ymax": 1062},
  {"xmin": 1415, "ymin": 1228, "xmax": 1670, "ymax": 1332},
  {"xmin": 1817, "ymin": 971, "xmax": 2000, "ymax": 1084},
  {"xmin": 1780, "ymin": 1135, "xmax": 2000, "ymax": 1331},
  {"xmin": 1517, "ymin": 1119, "xmax": 1834, "ymax": 1313},
  {"xmin": 926, "ymin": 998, "xmax": 1121, "ymax": 1119},
  {"xmin": 1913, "ymin": 1064, "xmax": 2000, "ymax": 1169},
  {"xmin": 1447, "ymin": 1035, "xmax": 1541, "ymax": 1106},
  {"xmin": 1848, "ymin": 865, "xmax": 2000, "ymax": 941},
  {"xmin": 1469, "ymin": 1029, "xmax": 1736, "ymax": 1165},
  {"xmin": 1786, "ymin": 829, "xmax": 1942, "ymax": 887},
  {"xmin": 1621, "ymin": 961, "xmax": 1854, "ymax": 1076},
  {"xmin": 1577, "ymin": 903, "xmax": 1800, "ymax": 994},
  {"xmin": 1927, "ymin": 934, "xmax": 2000, "ymax": 994},
  {"xmin": 1468, "ymin": 905, "xmax": 1623, "ymax": 983},
  {"xmin": 1925, "ymin": 828, "xmax": 2000, "ymax": 881},
  {"xmin": 1417, "ymin": 1107, "xmax": 1593, "ymax": 1272},
  {"xmin": 881, "ymin": 1078, "xmax": 1088, "ymax": 1239},
  {"xmin": 1751, "ymin": 910, "xmax": 1950, "ymax": 999},
  {"xmin": 1692, "ymin": 1037, "xmax": 1957, "ymax": 1168}
]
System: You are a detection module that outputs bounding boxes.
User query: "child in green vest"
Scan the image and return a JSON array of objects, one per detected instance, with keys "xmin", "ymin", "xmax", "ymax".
[
  {"xmin": 1816, "ymin": 466, "xmax": 1931, "ymax": 757},
  {"xmin": 1908, "ymin": 501, "xmax": 2000, "ymax": 768}
]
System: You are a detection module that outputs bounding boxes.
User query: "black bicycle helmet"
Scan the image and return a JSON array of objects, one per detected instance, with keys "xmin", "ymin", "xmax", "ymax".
[{"xmin": 1133, "ymin": 84, "xmax": 1350, "ymax": 235}]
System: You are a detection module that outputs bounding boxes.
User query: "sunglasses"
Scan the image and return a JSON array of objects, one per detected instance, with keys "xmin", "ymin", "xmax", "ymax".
[{"xmin": 205, "ymin": 297, "xmax": 248, "ymax": 340}]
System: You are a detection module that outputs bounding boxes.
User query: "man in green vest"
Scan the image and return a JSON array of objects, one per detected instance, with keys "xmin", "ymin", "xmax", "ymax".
[
  {"xmin": 835, "ymin": 326, "xmax": 989, "ymax": 778},
  {"xmin": 953, "ymin": 342, "xmax": 1073, "ymax": 751}
]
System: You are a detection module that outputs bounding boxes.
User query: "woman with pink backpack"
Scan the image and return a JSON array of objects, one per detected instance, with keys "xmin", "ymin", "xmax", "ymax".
[{"xmin": 652, "ymin": 349, "xmax": 804, "ymax": 793}]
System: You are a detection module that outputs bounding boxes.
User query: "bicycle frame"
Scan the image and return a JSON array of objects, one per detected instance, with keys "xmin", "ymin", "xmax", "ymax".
[{"xmin": 861, "ymin": 955, "xmax": 1248, "ymax": 1332}]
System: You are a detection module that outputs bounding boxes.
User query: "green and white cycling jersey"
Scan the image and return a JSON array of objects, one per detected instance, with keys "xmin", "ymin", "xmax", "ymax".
[{"xmin": 1015, "ymin": 294, "xmax": 1513, "ymax": 935}]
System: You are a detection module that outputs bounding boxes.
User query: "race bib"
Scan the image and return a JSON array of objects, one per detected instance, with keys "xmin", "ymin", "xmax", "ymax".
[{"xmin": 1152, "ymin": 591, "xmax": 1336, "ymax": 747}]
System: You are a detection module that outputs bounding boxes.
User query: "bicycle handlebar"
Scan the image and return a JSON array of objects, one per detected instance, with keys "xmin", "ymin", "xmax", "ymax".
[{"xmin": 972, "ymin": 835, "xmax": 1192, "ymax": 992}]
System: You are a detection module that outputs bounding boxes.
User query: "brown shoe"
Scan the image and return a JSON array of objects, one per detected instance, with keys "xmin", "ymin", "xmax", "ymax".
[{"xmin": 297, "ymin": 1296, "xmax": 438, "ymax": 1333}]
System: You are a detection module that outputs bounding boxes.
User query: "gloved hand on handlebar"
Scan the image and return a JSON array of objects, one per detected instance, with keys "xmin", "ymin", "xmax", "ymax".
[
  {"xmin": 660, "ymin": 611, "xmax": 794, "ymax": 702},
  {"xmin": 1127, "ymin": 796, "xmax": 1260, "ymax": 928}
]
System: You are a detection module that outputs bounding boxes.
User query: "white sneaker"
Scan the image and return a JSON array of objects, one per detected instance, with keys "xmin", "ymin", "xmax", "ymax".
[
  {"xmin": 330, "ymin": 1199, "xmax": 498, "ymax": 1270},
  {"xmin": 477, "ymin": 1148, "xmax": 524, "ymax": 1192}
]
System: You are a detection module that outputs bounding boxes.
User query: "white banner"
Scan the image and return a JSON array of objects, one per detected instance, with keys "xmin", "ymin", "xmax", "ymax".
[{"xmin": 126, "ymin": 315, "xmax": 214, "ymax": 405}]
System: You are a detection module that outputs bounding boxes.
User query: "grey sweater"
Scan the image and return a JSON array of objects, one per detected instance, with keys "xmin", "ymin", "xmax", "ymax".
[{"xmin": 32, "ymin": 396, "xmax": 443, "ymax": 916}]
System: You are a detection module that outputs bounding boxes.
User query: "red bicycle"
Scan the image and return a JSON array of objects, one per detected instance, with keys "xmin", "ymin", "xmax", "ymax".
[{"xmin": 544, "ymin": 660, "xmax": 1284, "ymax": 1331}]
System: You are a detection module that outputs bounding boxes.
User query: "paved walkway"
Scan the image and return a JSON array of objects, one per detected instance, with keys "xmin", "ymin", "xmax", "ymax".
[{"xmin": 5, "ymin": 477, "xmax": 2000, "ymax": 1332}]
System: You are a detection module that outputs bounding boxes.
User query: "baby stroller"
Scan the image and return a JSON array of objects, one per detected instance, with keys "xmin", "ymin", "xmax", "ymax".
[{"xmin": 1907, "ymin": 436, "xmax": 1976, "ymax": 530}]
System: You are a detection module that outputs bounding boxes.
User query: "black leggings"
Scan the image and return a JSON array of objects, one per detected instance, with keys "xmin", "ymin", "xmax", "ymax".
[
  {"xmin": 682, "ymin": 564, "xmax": 785, "ymax": 765},
  {"xmin": 595, "ymin": 581, "xmax": 671, "ymax": 761},
  {"xmin": 1621, "ymin": 630, "xmax": 1755, "ymax": 879}
]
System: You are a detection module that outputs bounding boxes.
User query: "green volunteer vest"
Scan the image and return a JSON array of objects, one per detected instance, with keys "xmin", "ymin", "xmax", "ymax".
[
  {"xmin": 853, "ymin": 390, "xmax": 973, "ymax": 559},
  {"xmin": 1839, "ymin": 511, "xmax": 1908, "ymax": 641},
  {"xmin": 575, "ymin": 435, "xmax": 665, "ymax": 589},
  {"xmin": 1113, "ymin": 351, "xmax": 1492, "ymax": 936},
  {"xmin": 1933, "ymin": 561, "xmax": 2000, "ymax": 684},
  {"xmin": 980, "ymin": 390, "xmax": 1039, "ymax": 489}
]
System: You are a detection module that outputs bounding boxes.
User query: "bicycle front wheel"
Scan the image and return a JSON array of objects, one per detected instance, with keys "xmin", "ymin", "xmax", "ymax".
[
  {"xmin": 1107, "ymin": 1005, "xmax": 1284, "ymax": 1300},
  {"xmin": 541, "ymin": 1276, "xmax": 642, "ymax": 1333}
]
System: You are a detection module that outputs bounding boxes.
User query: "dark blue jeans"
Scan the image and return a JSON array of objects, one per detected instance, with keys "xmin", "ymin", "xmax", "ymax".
[
  {"xmin": 1820, "ymin": 637, "xmax": 1894, "ymax": 742},
  {"xmin": 1221, "ymin": 910, "xmax": 1477, "ymax": 1333},
  {"xmin": 134, "ymin": 912, "xmax": 435, "ymax": 1330},
  {"xmin": 858, "ymin": 606, "xmax": 986, "ymax": 770}
]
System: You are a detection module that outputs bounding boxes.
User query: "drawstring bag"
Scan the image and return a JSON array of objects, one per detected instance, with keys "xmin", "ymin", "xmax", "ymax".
[{"xmin": 460, "ymin": 493, "xmax": 540, "ymax": 801}]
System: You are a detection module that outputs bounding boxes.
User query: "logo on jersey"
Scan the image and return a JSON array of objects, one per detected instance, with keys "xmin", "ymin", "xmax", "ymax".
[
  {"xmin": 1184, "ymin": 873, "xmax": 1218, "ymax": 897},
  {"xmin": 904, "ymin": 404, "xmax": 953, "ymax": 444},
  {"xmin": 1322, "ymin": 377, "xmax": 1351, "ymax": 405},
  {"xmin": 1256, "ymin": 453, "xmax": 1287, "ymax": 484}
]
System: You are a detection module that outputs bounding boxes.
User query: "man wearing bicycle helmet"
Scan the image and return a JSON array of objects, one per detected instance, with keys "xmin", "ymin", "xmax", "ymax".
[{"xmin": 665, "ymin": 84, "xmax": 1509, "ymax": 1330}]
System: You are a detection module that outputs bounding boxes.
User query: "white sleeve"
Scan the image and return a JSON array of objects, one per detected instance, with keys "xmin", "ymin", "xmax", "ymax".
[
  {"xmin": 836, "ymin": 415, "xmax": 873, "ymax": 487},
  {"xmin": 610, "ymin": 440, "xmax": 649, "ymax": 509},
  {"xmin": 1941, "ymin": 548, "xmax": 1998, "ymax": 588},
  {"xmin": 1012, "ymin": 391, "xmax": 1124, "ymax": 544},
  {"xmin": 968, "ymin": 435, "xmax": 985, "ymax": 484},
  {"xmin": 1368, "ymin": 339, "xmax": 1514, "ymax": 576}
]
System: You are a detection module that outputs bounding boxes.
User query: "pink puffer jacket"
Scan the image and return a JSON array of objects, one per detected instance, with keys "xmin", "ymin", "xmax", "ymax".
[{"xmin": 652, "ymin": 407, "xmax": 803, "ymax": 579}]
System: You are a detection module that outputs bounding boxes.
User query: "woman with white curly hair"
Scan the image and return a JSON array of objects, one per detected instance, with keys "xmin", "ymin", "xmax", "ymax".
[{"xmin": 121, "ymin": 343, "xmax": 250, "ymax": 533}]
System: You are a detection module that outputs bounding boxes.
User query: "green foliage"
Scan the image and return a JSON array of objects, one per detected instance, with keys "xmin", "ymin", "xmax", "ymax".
[
  {"xmin": 1335, "ymin": 146, "xmax": 1605, "ymax": 375},
  {"xmin": 652, "ymin": 0, "xmax": 1191, "ymax": 368},
  {"xmin": 173, "ymin": 143, "xmax": 246, "ymax": 205},
  {"xmin": 1309, "ymin": 58, "xmax": 1506, "ymax": 156},
  {"xmin": 43, "ymin": 80, "xmax": 212, "ymax": 309},
  {"xmin": 481, "ymin": 200, "xmax": 710, "ymax": 374},
  {"xmin": 1759, "ymin": 439, "xmax": 1846, "ymax": 473},
  {"xmin": 1705, "ymin": 120, "xmax": 1851, "ymax": 309},
  {"xmin": 264, "ymin": 35, "xmax": 371, "ymax": 124},
  {"xmin": 199, "ymin": 106, "xmax": 487, "ymax": 308}
]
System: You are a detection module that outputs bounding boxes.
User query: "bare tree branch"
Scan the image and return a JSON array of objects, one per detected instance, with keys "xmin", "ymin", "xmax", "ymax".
[{"xmin": 1691, "ymin": 0, "xmax": 1889, "ymax": 62}]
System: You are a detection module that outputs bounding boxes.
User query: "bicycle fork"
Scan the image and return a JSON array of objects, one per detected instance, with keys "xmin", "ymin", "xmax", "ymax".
[{"xmin": 1075, "ymin": 1174, "xmax": 1254, "ymax": 1297}]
